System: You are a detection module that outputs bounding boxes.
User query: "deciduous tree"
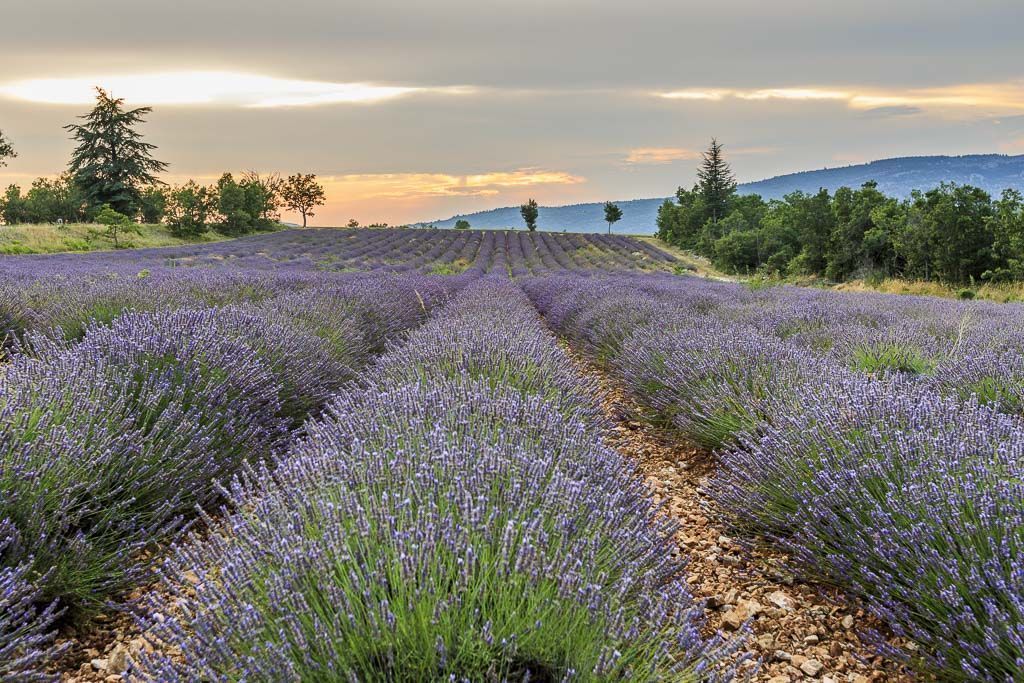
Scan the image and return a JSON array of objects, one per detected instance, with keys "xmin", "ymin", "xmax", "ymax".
[
  {"xmin": 520, "ymin": 198, "xmax": 539, "ymax": 232},
  {"xmin": 281, "ymin": 173, "xmax": 326, "ymax": 228},
  {"xmin": 89, "ymin": 204, "xmax": 140, "ymax": 248},
  {"xmin": 166, "ymin": 181, "xmax": 214, "ymax": 238},
  {"xmin": 0, "ymin": 130, "xmax": 16, "ymax": 167},
  {"xmin": 603, "ymin": 201, "xmax": 623, "ymax": 234}
]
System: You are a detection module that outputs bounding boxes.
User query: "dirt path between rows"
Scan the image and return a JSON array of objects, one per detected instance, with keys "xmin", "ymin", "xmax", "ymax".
[{"xmin": 574, "ymin": 353, "xmax": 913, "ymax": 682}]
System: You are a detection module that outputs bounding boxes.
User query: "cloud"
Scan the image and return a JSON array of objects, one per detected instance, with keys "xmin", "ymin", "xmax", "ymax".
[
  {"xmin": 317, "ymin": 168, "xmax": 585, "ymax": 201},
  {"xmin": 998, "ymin": 138, "xmax": 1024, "ymax": 154},
  {"xmin": 0, "ymin": 71, "xmax": 471, "ymax": 108},
  {"xmin": 625, "ymin": 147, "xmax": 701, "ymax": 164},
  {"xmin": 859, "ymin": 105, "xmax": 923, "ymax": 118},
  {"xmin": 625, "ymin": 145, "xmax": 775, "ymax": 165},
  {"xmin": 736, "ymin": 88, "xmax": 849, "ymax": 102},
  {"xmin": 656, "ymin": 81, "xmax": 1024, "ymax": 114},
  {"xmin": 657, "ymin": 89, "xmax": 729, "ymax": 101}
]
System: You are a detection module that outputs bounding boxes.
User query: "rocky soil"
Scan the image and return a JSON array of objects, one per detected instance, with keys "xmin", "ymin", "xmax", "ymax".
[{"xmin": 588, "ymin": 360, "xmax": 914, "ymax": 682}]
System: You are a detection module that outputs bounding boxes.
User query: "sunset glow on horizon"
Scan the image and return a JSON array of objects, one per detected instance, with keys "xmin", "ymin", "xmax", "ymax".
[{"xmin": 1, "ymin": 1, "xmax": 1022, "ymax": 225}]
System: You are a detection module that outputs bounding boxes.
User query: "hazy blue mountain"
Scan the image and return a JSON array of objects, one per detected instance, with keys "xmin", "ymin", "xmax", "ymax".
[{"xmin": 415, "ymin": 154, "xmax": 1024, "ymax": 235}]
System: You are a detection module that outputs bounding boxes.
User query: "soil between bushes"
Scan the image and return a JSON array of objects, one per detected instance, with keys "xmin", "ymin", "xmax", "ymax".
[{"xmin": 577, "ymin": 351, "xmax": 915, "ymax": 682}]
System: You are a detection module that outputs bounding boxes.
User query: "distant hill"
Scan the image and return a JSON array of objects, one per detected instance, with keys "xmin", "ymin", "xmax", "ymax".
[{"xmin": 415, "ymin": 154, "xmax": 1024, "ymax": 235}]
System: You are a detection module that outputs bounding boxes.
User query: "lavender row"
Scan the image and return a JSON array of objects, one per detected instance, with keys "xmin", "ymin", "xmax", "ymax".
[
  {"xmin": 0, "ymin": 273, "xmax": 451, "ymax": 681},
  {"xmin": 524, "ymin": 273, "xmax": 1024, "ymax": 681},
  {"xmin": 130, "ymin": 278, "xmax": 743, "ymax": 681},
  {"xmin": 0, "ymin": 228, "xmax": 676, "ymax": 279}
]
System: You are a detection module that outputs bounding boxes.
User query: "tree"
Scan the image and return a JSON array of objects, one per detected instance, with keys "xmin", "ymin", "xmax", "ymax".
[
  {"xmin": 520, "ymin": 198, "xmax": 539, "ymax": 232},
  {"xmin": 985, "ymin": 189, "xmax": 1024, "ymax": 281},
  {"xmin": 1, "ymin": 185, "xmax": 29, "ymax": 225},
  {"xmin": 215, "ymin": 173, "xmax": 253, "ymax": 235},
  {"xmin": 825, "ymin": 181, "xmax": 887, "ymax": 280},
  {"xmin": 454, "ymin": 219, "xmax": 471, "ymax": 230},
  {"xmin": 64, "ymin": 88, "xmax": 167, "ymax": 216},
  {"xmin": 913, "ymin": 183, "xmax": 994, "ymax": 283},
  {"xmin": 0, "ymin": 130, "xmax": 15, "ymax": 168},
  {"xmin": 241, "ymin": 171, "xmax": 283, "ymax": 227},
  {"xmin": 24, "ymin": 174, "xmax": 90, "ymax": 224},
  {"xmin": 139, "ymin": 186, "xmax": 167, "ymax": 224},
  {"xmin": 166, "ymin": 181, "xmax": 214, "ymax": 238},
  {"xmin": 697, "ymin": 138, "xmax": 736, "ymax": 223},
  {"xmin": 89, "ymin": 204, "xmax": 140, "ymax": 248},
  {"xmin": 281, "ymin": 173, "xmax": 326, "ymax": 228},
  {"xmin": 603, "ymin": 201, "xmax": 623, "ymax": 234},
  {"xmin": 347, "ymin": 219, "xmax": 360, "ymax": 228}
]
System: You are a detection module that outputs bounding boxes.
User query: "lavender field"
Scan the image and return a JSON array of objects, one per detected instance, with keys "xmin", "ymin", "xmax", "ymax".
[{"xmin": 1, "ymin": 228, "xmax": 1021, "ymax": 682}]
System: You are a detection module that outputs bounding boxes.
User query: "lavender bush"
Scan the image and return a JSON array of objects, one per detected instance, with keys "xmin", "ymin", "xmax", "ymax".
[
  {"xmin": 131, "ymin": 279, "xmax": 742, "ymax": 681},
  {"xmin": 1, "ymin": 309, "xmax": 287, "ymax": 607},
  {"xmin": 2, "ymin": 275, "xmax": 438, "ymax": 613},
  {"xmin": 1, "ymin": 521, "xmax": 63, "ymax": 683},
  {"xmin": 525, "ymin": 273, "xmax": 1024, "ymax": 679},
  {"xmin": 711, "ymin": 377, "xmax": 1024, "ymax": 680}
]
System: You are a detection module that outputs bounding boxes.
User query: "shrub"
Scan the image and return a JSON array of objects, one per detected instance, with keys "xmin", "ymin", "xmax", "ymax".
[
  {"xmin": 132, "ymin": 281, "xmax": 741, "ymax": 681},
  {"xmin": 710, "ymin": 377, "xmax": 1024, "ymax": 680},
  {"xmin": 1, "ymin": 520, "xmax": 64, "ymax": 682},
  {"xmin": 615, "ymin": 319, "xmax": 821, "ymax": 449},
  {"xmin": 2, "ymin": 309, "xmax": 288, "ymax": 606}
]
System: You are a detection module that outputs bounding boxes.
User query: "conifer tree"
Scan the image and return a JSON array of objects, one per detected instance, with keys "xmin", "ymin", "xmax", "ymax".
[
  {"xmin": 65, "ymin": 88, "xmax": 167, "ymax": 216},
  {"xmin": 697, "ymin": 138, "xmax": 736, "ymax": 223}
]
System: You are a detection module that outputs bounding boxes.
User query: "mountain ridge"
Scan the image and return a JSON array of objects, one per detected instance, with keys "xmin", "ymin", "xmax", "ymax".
[{"xmin": 415, "ymin": 154, "xmax": 1024, "ymax": 235}]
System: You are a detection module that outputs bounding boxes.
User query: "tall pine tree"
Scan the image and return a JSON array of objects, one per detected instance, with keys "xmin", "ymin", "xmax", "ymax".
[
  {"xmin": 65, "ymin": 88, "xmax": 167, "ymax": 216},
  {"xmin": 697, "ymin": 138, "xmax": 736, "ymax": 223}
]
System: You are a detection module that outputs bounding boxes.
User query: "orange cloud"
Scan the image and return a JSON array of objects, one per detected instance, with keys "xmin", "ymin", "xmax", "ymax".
[
  {"xmin": 317, "ymin": 168, "xmax": 585, "ymax": 200},
  {"xmin": 625, "ymin": 147, "xmax": 701, "ymax": 164},
  {"xmin": 657, "ymin": 82, "xmax": 1024, "ymax": 113},
  {"xmin": 625, "ymin": 146, "xmax": 775, "ymax": 165}
]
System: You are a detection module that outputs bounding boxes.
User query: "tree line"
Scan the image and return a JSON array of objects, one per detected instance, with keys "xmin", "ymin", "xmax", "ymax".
[
  {"xmin": 658, "ymin": 139, "xmax": 1024, "ymax": 285},
  {"xmin": 0, "ymin": 89, "xmax": 326, "ymax": 239}
]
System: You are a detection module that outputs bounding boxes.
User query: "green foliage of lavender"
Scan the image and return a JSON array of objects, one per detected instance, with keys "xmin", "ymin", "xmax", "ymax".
[
  {"xmin": 132, "ymin": 280, "xmax": 743, "ymax": 681},
  {"xmin": 1, "ymin": 521, "xmax": 64, "ymax": 682},
  {"xmin": 525, "ymin": 273, "xmax": 1024, "ymax": 680},
  {"xmin": 0, "ymin": 269, "xmax": 450, "ymax": 636}
]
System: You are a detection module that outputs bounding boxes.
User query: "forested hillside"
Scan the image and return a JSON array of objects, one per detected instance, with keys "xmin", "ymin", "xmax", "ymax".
[{"xmin": 420, "ymin": 154, "xmax": 1024, "ymax": 235}]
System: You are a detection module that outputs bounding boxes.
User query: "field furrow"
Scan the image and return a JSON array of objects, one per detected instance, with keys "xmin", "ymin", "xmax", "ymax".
[{"xmin": 570, "ymin": 348, "xmax": 910, "ymax": 682}]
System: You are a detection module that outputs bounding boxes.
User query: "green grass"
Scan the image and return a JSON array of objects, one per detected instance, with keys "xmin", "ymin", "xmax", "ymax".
[
  {"xmin": 634, "ymin": 236, "xmax": 735, "ymax": 280},
  {"xmin": 428, "ymin": 258, "xmax": 472, "ymax": 275},
  {"xmin": 0, "ymin": 223, "xmax": 235, "ymax": 254}
]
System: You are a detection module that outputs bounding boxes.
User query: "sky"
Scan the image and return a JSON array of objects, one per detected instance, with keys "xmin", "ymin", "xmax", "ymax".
[{"xmin": 1, "ymin": 0, "xmax": 1023, "ymax": 226}]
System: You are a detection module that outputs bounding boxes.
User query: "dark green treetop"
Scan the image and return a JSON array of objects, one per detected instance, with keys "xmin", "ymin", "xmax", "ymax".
[
  {"xmin": 520, "ymin": 198, "xmax": 539, "ymax": 232},
  {"xmin": 65, "ymin": 88, "xmax": 168, "ymax": 216},
  {"xmin": 0, "ymin": 130, "xmax": 15, "ymax": 168},
  {"xmin": 697, "ymin": 138, "xmax": 736, "ymax": 223},
  {"xmin": 603, "ymin": 201, "xmax": 623, "ymax": 234}
]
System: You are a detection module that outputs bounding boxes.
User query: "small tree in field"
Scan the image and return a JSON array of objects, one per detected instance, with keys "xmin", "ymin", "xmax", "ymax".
[
  {"xmin": 520, "ymin": 198, "xmax": 539, "ymax": 232},
  {"xmin": 282, "ymin": 173, "xmax": 326, "ymax": 228},
  {"xmin": 90, "ymin": 204, "xmax": 140, "ymax": 248},
  {"xmin": 0, "ymin": 130, "xmax": 15, "ymax": 168},
  {"xmin": 454, "ymin": 219, "xmax": 471, "ymax": 230},
  {"xmin": 604, "ymin": 201, "xmax": 623, "ymax": 234}
]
